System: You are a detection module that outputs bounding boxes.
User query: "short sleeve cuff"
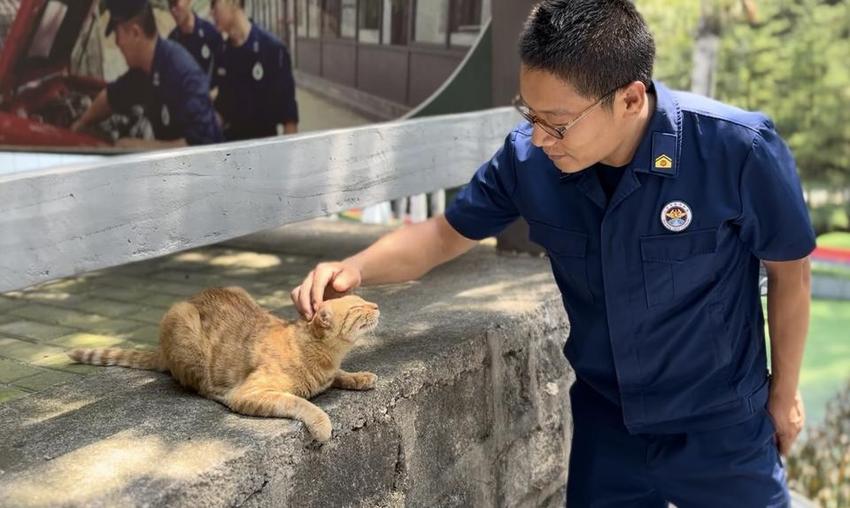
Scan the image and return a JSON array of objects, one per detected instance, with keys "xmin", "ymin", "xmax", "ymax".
[
  {"xmin": 754, "ymin": 235, "xmax": 817, "ymax": 262},
  {"xmin": 444, "ymin": 200, "xmax": 503, "ymax": 241}
]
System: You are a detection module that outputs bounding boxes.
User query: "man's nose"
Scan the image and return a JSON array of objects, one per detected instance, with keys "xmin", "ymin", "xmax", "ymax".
[{"xmin": 530, "ymin": 123, "xmax": 558, "ymax": 148}]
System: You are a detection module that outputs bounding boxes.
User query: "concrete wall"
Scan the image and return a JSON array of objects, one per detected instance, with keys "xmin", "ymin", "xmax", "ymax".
[{"xmin": 0, "ymin": 221, "xmax": 574, "ymax": 507}]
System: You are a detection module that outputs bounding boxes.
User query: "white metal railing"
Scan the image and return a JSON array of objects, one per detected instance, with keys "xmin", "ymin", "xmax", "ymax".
[{"xmin": 0, "ymin": 107, "xmax": 518, "ymax": 292}]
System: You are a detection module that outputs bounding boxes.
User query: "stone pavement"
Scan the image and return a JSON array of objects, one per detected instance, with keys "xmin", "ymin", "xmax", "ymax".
[{"xmin": 0, "ymin": 232, "xmax": 314, "ymax": 405}]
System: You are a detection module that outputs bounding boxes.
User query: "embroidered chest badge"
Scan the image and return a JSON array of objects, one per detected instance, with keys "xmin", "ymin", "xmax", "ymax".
[
  {"xmin": 661, "ymin": 201, "xmax": 692, "ymax": 232},
  {"xmin": 201, "ymin": 44, "xmax": 210, "ymax": 60},
  {"xmin": 252, "ymin": 61, "xmax": 264, "ymax": 81}
]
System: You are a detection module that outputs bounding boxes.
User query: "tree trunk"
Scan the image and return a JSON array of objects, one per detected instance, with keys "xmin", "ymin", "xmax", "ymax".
[{"xmin": 691, "ymin": 0, "xmax": 721, "ymax": 97}]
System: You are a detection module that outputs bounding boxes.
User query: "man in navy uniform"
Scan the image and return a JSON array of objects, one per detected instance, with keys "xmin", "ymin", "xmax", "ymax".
[
  {"xmin": 210, "ymin": 0, "xmax": 299, "ymax": 140},
  {"xmin": 290, "ymin": 1, "xmax": 813, "ymax": 506},
  {"xmin": 72, "ymin": 0, "xmax": 222, "ymax": 148},
  {"xmin": 167, "ymin": 0, "xmax": 223, "ymax": 78}
]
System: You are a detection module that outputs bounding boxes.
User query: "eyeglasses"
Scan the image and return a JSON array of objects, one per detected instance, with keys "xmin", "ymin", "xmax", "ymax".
[{"xmin": 513, "ymin": 86, "xmax": 620, "ymax": 140}]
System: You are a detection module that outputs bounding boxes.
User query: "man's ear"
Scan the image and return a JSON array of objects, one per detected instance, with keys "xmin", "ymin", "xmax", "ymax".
[
  {"xmin": 620, "ymin": 81, "xmax": 647, "ymax": 116},
  {"xmin": 128, "ymin": 21, "xmax": 144, "ymax": 40},
  {"xmin": 312, "ymin": 306, "xmax": 333, "ymax": 329}
]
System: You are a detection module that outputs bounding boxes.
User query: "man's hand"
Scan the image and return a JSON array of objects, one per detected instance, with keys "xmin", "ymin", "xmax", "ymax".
[
  {"xmin": 291, "ymin": 261, "xmax": 362, "ymax": 320},
  {"xmin": 767, "ymin": 388, "xmax": 805, "ymax": 456},
  {"xmin": 289, "ymin": 216, "xmax": 476, "ymax": 320}
]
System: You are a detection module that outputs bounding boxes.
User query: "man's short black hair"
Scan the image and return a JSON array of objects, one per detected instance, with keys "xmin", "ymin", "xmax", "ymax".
[
  {"xmin": 210, "ymin": 0, "xmax": 246, "ymax": 9},
  {"xmin": 127, "ymin": 4, "xmax": 158, "ymax": 38},
  {"xmin": 519, "ymin": 0, "xmax": 655, "ymax": 107}
]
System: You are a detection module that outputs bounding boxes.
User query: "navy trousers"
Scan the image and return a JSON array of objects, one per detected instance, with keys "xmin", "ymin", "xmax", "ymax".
[{"xmin": 566, "ymin": 380, "xmax": 790, "ymax": 507}]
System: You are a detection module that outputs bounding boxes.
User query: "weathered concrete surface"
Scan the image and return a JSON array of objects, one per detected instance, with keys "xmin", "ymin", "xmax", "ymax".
[{"xmin": 0, "ymin": 221, "xmax": 573, "ymax": 507}]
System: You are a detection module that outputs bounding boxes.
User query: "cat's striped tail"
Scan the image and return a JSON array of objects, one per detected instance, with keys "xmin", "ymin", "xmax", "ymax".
[{"xmin": 67, "ymin": 348, "xmax": 166, "ymax": 372}]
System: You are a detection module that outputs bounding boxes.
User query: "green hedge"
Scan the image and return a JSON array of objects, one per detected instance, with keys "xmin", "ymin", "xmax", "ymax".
[{"xmin": 810, "ymin": 206, "xmax": 850, "ymax": 236}]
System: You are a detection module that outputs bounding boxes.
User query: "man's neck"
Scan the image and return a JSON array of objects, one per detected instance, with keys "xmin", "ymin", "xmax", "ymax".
[
  {"xmin": 228, "ymin": 13, "xmax": 252, "ymax": 47},
  {"xmin": 137, "ymin": 37, "xmax": 158, "ymax": 74},
  {"xmin": 178, "ymin": 12, "xmax": 195, "ymax": 34},
  {"xmin": 601, "ymin": 92, "xmax": 656, "ymax": 168}
]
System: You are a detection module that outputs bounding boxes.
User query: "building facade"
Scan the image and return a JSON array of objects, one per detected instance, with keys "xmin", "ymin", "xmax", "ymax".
[{"xmin": 249, "ymin": 0, "xmax": 491, "ymax": 118}]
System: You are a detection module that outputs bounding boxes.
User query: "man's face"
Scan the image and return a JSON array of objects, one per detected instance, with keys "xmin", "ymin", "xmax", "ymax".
[
  {"xmin": 518, "ymin": 66, "xmax": 626, "ymax": 174},
  {"xmin": 114, "ymin": 22, "xmax": 143, "ymax": 68},
  {"xmin": 169, "ymin": 0, "xmax": 192, "ymax": 26},
  {"xmin": 211, "ymin": 0, "xmax": 236, "ymax": 32}
]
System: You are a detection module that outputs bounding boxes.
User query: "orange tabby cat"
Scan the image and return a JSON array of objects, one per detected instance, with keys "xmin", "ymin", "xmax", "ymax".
[{"xmin": 68, "ymin": 287, "xmax": 379, "ymax": 442}]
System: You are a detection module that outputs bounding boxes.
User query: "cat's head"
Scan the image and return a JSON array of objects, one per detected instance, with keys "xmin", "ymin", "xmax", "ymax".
[{"xmin": 309, "ymin": 295, "xmax": 380, "ymax": 343}]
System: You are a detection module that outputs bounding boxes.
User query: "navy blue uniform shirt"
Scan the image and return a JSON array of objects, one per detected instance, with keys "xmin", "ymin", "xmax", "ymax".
[
  {"xmin": 107, "ymin": 37, "xmax": 223, "ymax": 145},
  {"xmin": 445, "ymin": 81, "xmax": 816, "ymax": 434},
  {"xmin": 214, "ymin": 23, "xmax": 299, "ymax": 141},
  {"xmin": 168, "ymin": 13, "xmax": 223, "ymax": 77}
]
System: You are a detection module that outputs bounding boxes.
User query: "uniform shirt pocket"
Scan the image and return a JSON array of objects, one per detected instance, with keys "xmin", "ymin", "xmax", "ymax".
[{"xmin": 640, "ymin": 228, "xmax": 718, "ymax": 307}]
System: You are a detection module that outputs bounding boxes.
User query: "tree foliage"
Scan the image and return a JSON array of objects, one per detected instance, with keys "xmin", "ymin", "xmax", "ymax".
[{"xmin": 640, "ymin": 0, "xmax": 850, "ymax": 186}]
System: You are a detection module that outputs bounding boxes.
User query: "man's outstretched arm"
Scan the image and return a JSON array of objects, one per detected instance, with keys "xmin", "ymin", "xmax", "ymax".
[{"xmin": 291, "ymin": 215, "xmax": 477, "ymax": 320}]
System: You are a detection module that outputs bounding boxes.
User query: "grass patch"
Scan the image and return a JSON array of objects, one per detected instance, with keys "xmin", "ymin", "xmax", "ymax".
[
  {"xmin": 763, "ymin": 297, "xmax": 850, "ymax": 428},
  {"xmin": 798, "ymin": 299, "xmax": 850, "ymax": 427}
]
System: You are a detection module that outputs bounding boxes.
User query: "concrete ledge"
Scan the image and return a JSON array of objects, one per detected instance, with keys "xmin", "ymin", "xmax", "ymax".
[{"xmin": 0, "ymin": 221, "xmax": 573, "ymax": 507}]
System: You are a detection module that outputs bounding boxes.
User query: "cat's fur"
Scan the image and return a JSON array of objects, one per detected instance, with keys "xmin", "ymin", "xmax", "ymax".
[{"xmin": 68, "ymin": 287, "xmax": 379, "ymax": 442}]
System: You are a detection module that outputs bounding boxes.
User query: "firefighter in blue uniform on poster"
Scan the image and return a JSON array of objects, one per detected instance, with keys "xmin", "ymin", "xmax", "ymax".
[
  {"xmin": 167, "ymin": 0, "xmax": 223, "ymax": 78},
  {"xmin": 211, "ymin": 0, "xmax": 299, "ymax": 141},
  {"xmin": 72, "ymin": 0, "xmax": 222, "ymax": 148}
]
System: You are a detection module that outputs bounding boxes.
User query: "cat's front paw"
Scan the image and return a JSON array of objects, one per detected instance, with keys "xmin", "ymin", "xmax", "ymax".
[
  {"xmin": 307, "ymin": 413, "xmax": 333, "ymax": 442},
  {"xmin": 351, "ymin": 371, "xmax": 377, "ymax": 390}
]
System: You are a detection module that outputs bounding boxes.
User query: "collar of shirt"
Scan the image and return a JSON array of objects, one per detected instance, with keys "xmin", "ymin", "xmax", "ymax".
[
  {"xmin": 229, "ymin": 21, "xmax": 261, "ymax": 54},
  {"xmin": 551, "ymin": 80, "xmax": 682, "ymax": 210},
  {"xmin": 557, "ymin": 80, "xmax": 681, "ymax": 183},
  {"xmin": 192, "ymin": 12, "xmax": 202, "ymax": 37}
]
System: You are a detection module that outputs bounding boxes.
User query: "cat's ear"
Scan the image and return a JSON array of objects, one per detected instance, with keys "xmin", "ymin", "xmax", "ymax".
[{"xmin": 313, "ymin": 306, "xmax": 333, "ymax": 329}]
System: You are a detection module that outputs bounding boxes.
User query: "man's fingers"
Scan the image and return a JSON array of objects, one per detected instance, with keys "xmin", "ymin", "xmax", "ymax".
[
  {"xmin": 778, "ymin": 433, "xmax": 791, "ymax": 457},
  {"xmin": 331, "ymin": 270, "xmax": 357, "ymax": 294},
  {"xmin": 291, "ymin": 286, "xmax": 307, "ymax": 317},
  {"xmin": 294, "ymin": 263, "xmax": 356, "ymax": 320},
  {"xmin": 311, "ymin": 265, "xmax": 340, "ymax": 314},
  {"xmin": 777, "ymin": 429, "xmax": 800, "ymax": 457},
  {"xmin": 298, "ymin": 272, "xmax": 316, "ymax": 319}
]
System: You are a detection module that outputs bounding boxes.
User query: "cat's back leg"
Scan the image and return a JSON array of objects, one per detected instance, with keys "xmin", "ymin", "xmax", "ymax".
[
  {"xmin": 223, "ymin": 375, "xmax": 332, "ymax": 442},
  {"xmin": 159, "ymin": 301, "xmax": 210, "ymax": 392}
]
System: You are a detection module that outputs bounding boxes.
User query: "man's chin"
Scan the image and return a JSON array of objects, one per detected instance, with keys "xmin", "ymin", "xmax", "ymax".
[{"xmin": 551, "ymin": 157, "xmax": 588, "ymax": 174}]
